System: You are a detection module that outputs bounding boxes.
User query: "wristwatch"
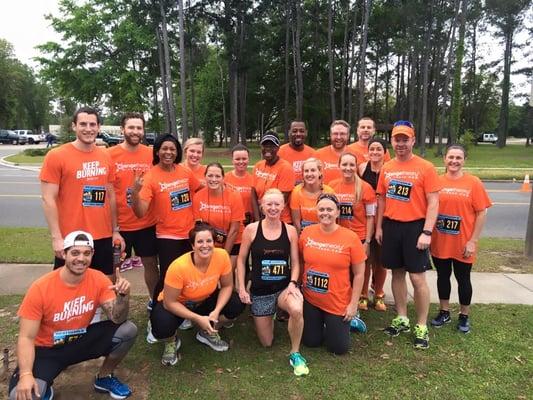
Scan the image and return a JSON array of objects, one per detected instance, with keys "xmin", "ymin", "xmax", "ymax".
[{"xmin": 422, "ymin": 230, "xmax": 432, "ymax": 236}]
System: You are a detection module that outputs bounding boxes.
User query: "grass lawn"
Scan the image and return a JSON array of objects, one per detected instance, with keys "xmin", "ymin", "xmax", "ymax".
[
  {"xmin": 0, "ymin": 296, "xmax": 531, "ymax": 399},
  {"xmin": 0, "ymin": 227, "xmax": 531, "ymax": 273},
  {"xmin": 4, "ymin": 143, "xmax": 533, "ymax": 179}
]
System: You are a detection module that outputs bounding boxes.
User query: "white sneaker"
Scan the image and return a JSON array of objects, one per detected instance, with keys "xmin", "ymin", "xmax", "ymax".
[
  {"xmin": 146, "ymin": 320, "xmax": 158, "ymax": 344},
  {"xmin": 179, "ymin": 319, "xmax": 193, "ymax": 330}
]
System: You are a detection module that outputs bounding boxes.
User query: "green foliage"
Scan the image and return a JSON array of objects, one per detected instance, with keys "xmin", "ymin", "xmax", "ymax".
[
  {"xmin": 22, "ymin": 148, "xmax": 54, "ymax": 157},
  {"xmin": 458, "ymin": 129, "xmax": 476, "ymax": 152}
]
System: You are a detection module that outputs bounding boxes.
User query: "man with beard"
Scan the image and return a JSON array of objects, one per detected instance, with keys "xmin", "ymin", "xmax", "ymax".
[
  {"xmin": 108, "ymin": 113, "xmax": 158, "ymax": 306},
  {"xmin": 315, "ymin": 120, "xmax": 350, "ymax": 184},
  {"xmin": 278, "ymin": 120, "xmax": 316, "ymax": 184},
  {"xmin": 251, "ymin": 132, "xmax": 295, "ymax": 223},
  {"xmin": 40, "ymin": 107, "xmax": 123, "ymax": 278},
  {"xmin": 347, "ymin": 117, "xmax": 391, "ymax": 165},
  {"xmin": 8, "ymin": 230, "xmax": 137, "ymax": 400}
]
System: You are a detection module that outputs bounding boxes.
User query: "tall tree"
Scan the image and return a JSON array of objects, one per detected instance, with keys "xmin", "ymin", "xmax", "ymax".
[{"xmin": 178, "ymin": 0, "xmax": 189, "ymax": 140}]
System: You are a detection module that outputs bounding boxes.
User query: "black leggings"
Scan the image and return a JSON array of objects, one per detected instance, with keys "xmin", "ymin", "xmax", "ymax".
[
  {"xmin": 150, "ymin": 291, "xmax": 245, "ymax": 339},
  {"xmin": 154, "ymin": 238, "xmax": 192, "ymax": 299},
  {"xmin": 432, "ymin": 257, "xmax": 473, "ymax": 306},
  {"xmin": 302, "ymin": 300, "xmax": 350, "ymax": 355}
]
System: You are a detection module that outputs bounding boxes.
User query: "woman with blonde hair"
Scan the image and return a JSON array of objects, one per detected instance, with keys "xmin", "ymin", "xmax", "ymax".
[
  {"xmin": 290, "ymin": 157, "xmax": 334, "ymax": 235},
  {"xmin": 329, "ymin": 152, "xmax": 377, "ymax": 312},
  {"xmin": 182, "ymin": 137, "xmax": 206, "ymax": 184}
]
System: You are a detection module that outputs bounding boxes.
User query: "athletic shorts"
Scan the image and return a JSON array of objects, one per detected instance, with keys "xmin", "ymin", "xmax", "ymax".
[
  {"xmin": 54, "ymin": 237, "xmax": 113, "ymax": 275},
  {"xmin": 120, "ymin": 225, "xmax": 157, "ymax": 258},
  {"xmin": 250, "ymin": 289, "xmax": 284, "ymax": 317},
  {"xmin": 9, "ymin": 320, "xmax": 121, "ymax": 389},
  {"xmin": 381, "ymin": 218, "xmax": 431, "ymax": 273}
]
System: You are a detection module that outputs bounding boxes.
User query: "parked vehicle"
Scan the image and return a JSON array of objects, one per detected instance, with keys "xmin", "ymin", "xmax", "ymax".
[
  {"xmin": 144, "ymin": 132, "xmax": 157, "ymax": 145},
  {"xmin": 97, "ymin": 132, "xmax": 123, "ymax": 146},
  {"xmin": 14, "ymin": 130, "xmax": 45, "ymax": 144},
  {"xmin": 477, "ymin": 133, "xmax": 498, "ymax": 144},
  {"xmin": 0, "ymin": 129, "xmax": 26, "ymax": 145}
]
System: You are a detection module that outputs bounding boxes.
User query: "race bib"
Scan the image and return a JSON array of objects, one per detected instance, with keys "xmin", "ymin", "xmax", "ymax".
[
  {"xmin": 214, "ymin": 228, "xmax": 227, "ymax": 245},
  {"xmin": 53, "ymin": 328, "xmax": 87, "ymax": 346},
  {"xmin": 82, "ymin": 185, "xmax": 106, "ymax": 207},
  {"xmin": 169, "ymin": 188, "xmax": 191, "ymax": 211},
  {"xmin": 436, "ymin": 214, "xmax": 461, "ymax": 235},
  {"xmin": 261, "ymin": 259, "xmax": 288, "ymax": 281},
  {"xmin": 306, "ymin": 270, "xmax": 329, "ymax": 294},
  {"xmin": 339, "ymin": 202, "xmax": 353, "ymax": 220},
  {"xmin": 386, "ymin": 179, "xmax": 412, "ymax": 202},
  {"xmin": 126, "ymin": 187, "xmax": 133, "ymax": 207}
]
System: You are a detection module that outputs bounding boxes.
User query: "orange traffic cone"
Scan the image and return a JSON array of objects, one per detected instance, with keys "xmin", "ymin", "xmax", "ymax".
[{"xmin": 520, "ymin": 174, "xmax": 532, "ymax": 192}]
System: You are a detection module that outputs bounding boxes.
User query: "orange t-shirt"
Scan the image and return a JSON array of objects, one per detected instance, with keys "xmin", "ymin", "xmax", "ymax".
[
  {"xmin": 192, "ymin": 187, "xmax": 245, "ymax": 245},
  {"xmin": 299, "ymin": 225, "xmax": 367, "ymax": 316},
  {"xmin": 314, "ymin": 145, "xmax": 344, "ymax": 184},
  {"xmin": 183, "ymin": 164, "xmax": 207, "ymax": 186},
  {"xmin": 159, "ymin": 248, "xmax": 232, "ymax": 303},
  {"xmin": 376, "ymin": 155, "xmax": 441, "ymax": 221},
  {"xmin": 290, "ymin": 184, "xmax": 334, "ymax": 229},
  {"xmin": 139, "ymin": 164, "xmax": 201, "ymax": 239},
  {"xmin": 108, "ymin": 144, "xmax": 156, "ymax": 231},
  {"xmin": 18, "ymin": 268, "xmax": 115, "ymax": 347},
  {"xmin": 430, "ymin": 173, "xmax": 492, "ymax": 263},
  {"xmin": 347, "ymin": 141, "xmax": 391, "ymax": 164},
  {"xmin": 329, "ymin": 178, "xmax": 377, "ymax": 240},
  {"xmin": 278, "ymin": 144, "xmax": 316, "ymax": 184},
  {"xmin": 40, "ymin": 143, "xmax": 115, "ymax": 240},
  {"xmin": 224, "ymin": 170, "xmax": 254, "ymax": 225},
  {"xmin": 252, "ymin": 159, "xmax": 295, "ymax": 223}
]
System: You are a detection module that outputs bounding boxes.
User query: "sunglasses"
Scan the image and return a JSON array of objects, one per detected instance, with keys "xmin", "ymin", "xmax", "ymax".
[{"xmin": 393, "ymin": 120, "xmax": 414, "ymax": 128}]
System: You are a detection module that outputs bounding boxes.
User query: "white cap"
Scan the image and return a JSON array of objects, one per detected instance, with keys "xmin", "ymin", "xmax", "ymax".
[{"xmin": 63, "ymin": 230, "xmax": 94, "ymax": 250}]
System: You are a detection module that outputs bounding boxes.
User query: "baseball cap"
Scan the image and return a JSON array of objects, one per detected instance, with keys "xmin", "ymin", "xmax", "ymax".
[
  {"xmin": 260, "ymin": 132, "xmax": 280, "ymax": 147},
  {"xmin": 63, "ymin": 230, "xmax": 94, "ymax": 250},
  {"xmin": 391, "ymin": 120, "xmax": 415, "ymax": 138}
]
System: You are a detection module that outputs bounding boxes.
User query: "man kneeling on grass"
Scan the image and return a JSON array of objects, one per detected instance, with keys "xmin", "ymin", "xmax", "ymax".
[{"xmin": 8, "ymin": 231, "xmax": 137, "ymax": 400}]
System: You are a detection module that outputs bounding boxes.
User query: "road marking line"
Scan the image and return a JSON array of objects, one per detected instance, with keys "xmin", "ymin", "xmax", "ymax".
[
  {"xmin": 492, "ymin": 202, "xmax": 529, "ymax": 205},
  {"xmin": 486, "ymin": 189, "xmax": 520, "ymax": 193},
  {"xmin": 0, "ymin": 194, "xmax": 41, "ymax": 198},
  {"xmin": 0, "ymin": 181, "xmax": 39, "ymax": 184}
]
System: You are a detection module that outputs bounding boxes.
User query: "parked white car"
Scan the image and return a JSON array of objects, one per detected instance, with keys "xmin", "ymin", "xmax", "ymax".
[{"xmin": 14, "ymin": 130, "xmax": 45, "ymax": 144}]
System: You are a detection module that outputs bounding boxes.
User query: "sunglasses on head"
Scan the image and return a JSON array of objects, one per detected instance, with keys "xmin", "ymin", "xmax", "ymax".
[{"xmin": 393, "ymin": 120, "xmax": 414, "ymax": 128}]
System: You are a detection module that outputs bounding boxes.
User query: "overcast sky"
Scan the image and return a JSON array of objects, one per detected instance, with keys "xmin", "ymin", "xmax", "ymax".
[{"xmin": 0, "ymin": 1, "xmax": 531, "ymax": 100}]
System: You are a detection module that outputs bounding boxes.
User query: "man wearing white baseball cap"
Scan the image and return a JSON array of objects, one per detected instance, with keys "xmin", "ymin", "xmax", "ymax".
[{"xmin": 8, "ymin": 231, "xmax": 137, "ymax": 400}]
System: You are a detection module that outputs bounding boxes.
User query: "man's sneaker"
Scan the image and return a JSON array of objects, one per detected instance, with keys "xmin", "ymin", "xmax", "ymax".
[
  {"xmin": 42, "ymin": 386, "xmax": 54, "ymax": 400},
  {"xmin": 94, "ymin": 374, "xmax": 132, "ymax": 399},
  {"xmin": 179, "ymin": 319, "xmax": 193, "ymax": 330},
  {"xmin": 430, "ymin": 310, "xmax": 451, "ymax": 327},
  {"xmin": 130, "ymin": 256, "xmax": 143, "ymax": 268},
  {"xmin": 196, "ymin": 330, "xmax": 229, "ymax": 351},
  {"xmin": 350, "ymin": 315, "xmax": 367, "ymax": 333},
  {"xmin": 146, "ymin": 299, "xmax": 155, "ymax": 312},
  {"xmin": 161, "ymin": 338, "xmax": 181, "ymax": 366},
  {"xmin": 146, "ymin": 320, "xmax": 158, "ymax": 344},
  {"xmin": 358, "ymin": 297, "xmax": 368, "ymax": 311},
  {"xmin": 384, "ymin": 316, "xmax": 410, "ymax": 337},
  {"xmin": 119, "ymin": 258, "xmax": 133, "ymax": 273},
  {"xmin": 374, "ymin": 297, "xmax": 387, "ymax": 312},
  {"xmin": 457, "ymin": 314, "xmax": 471, "ymax": 334},
  {"xmin": 289, "ymin": 352, "xmax": 309, "ymax": 376},
  {"xmin": 413, "ymin": 324, "xmax": 429, "ymax": 349}
]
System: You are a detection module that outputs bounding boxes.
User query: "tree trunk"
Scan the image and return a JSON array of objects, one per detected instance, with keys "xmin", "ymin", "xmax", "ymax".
[
  {"xmin": 239, "ymin": 71, "xmax": 247, "ymax": 144},
  {"xmin": 159, "ymin": 1, "xmax": 177, "ymax": 137},
  {"xmin": 283, "ymin": 1, "xmax": 291, "ymax": 141},
  {"xmin": 294, "ymin": 0, "xmax": 304, "ymax": 119},
  {"xmin": 328, "ymin": 0, "xmax": 336, "ymax": 120},
  {"xmin": 419, "ymin": 1, "xmax": 434, "ymax": 158},
  {"xmin": 178, "ymin": 0, "xmax": 189, "ymax": 141},
  {"xmin": 156, "ymin": 26, "xmax": 170, "ymax": 134},
  {"xmin": 216, "ymin": 52, "xmax": 227, "ymax": 148},
  {"xmin": 449, "ymin": 0, "xmax": 467, "ymax": 144},
  {"xmin": 358, "ymin": 0, "xmax": 371, "ymax": 119},
  {"xmin": 372, "ymin": 43, "xmax": 379, "ymax": 118},
  {"xmin": 496, "ymin": 29, "xmax": 512, "ymax": 148},
  {"xmin": 347, "ymin": 2, "xmax": 359, "ymax": 126},
  {"xmin": 340, "ymin": 2, "xmax": 351, "ymax": 120},
  {"xmin": 228, "ymin": 59, "xmax": 239, "ymax": 146},
  {"xmin": 188, "ymin": 42, "xmax": 197, "ymax": 137}
]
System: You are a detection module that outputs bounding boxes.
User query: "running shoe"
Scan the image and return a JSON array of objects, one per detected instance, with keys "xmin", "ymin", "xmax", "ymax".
[
  {"xmin": 430, "ymin": 310, "xmax": 451, "ymax": 328},
  {"xmin": 146, "ymin": 299, "xmax": 155, "ymax": 312},
  {"xmin": 219, "ymin": 319, "xmax": 234, "ymax": 329},
  {"xmin": 289, "ymin": 352, "xmax": 309, "ymax": 376},
  {"xmin": 384, "ymin": 316, "xmax": 410, "ymax": 337},
  {"xmin": 350, "ymin": 315, "xmax": 367, "ymax": 333},
  {"xmin": 413, "ymin": 324, "xmax": 429, "ymax": 349},
  {"xmin": 119, "ymin": 258, "xmax": 133, "ymax": 273},
  {"xmin": 94, "ymin": 374, "xmax": 132, "ymax": 399},
  {"xmin": 42, "ymin": 386, "xmax": 54, "ymax": 400},
  {"xmin": 161, "ymin": 338, "xmax": 181, "ymax": 366},
  {"xmin": 457, "ymin": 314, "xmax": 471, "ymax": 334},
  {"xmin": 130, "ymin": 256, "xmax": 144, "ymax": 268},
  {"xmin": 358, "ymin": 297, "xmax": 368, "ymax": 311},
  {"xmin": 196, "ymin": 330, "xmax": 229, "ymax": 352},
  {"xmin": 179, "ymin": 319, "xmax": 193, "ymax": 330},
  {"xmin": 374, "ymin": 296, "xmax": 387, "ymax": 312},
  {"xmin": 146, "ymin": 320, "xmax": 158, "ymax": 344}
]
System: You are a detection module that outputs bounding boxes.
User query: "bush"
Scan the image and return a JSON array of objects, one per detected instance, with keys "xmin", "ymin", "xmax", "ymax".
[
  {"xmin": 458, "ymin": 129, "xmax": 476, "ymax": 152},
  {"xmin": 23, "ymin": 147, "xmax": 54, "ymax": 157}
]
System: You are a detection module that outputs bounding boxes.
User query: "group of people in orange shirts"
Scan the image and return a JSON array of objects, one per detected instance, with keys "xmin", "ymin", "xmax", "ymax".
[{"xmin": 8, "ymin": 107, "xmax": 493, "ymax": 399}]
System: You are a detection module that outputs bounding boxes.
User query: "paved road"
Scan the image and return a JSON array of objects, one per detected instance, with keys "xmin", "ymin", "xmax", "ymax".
[{"xmin": 0, "ymin": 146, "xmax": 531, "ymax": 238}]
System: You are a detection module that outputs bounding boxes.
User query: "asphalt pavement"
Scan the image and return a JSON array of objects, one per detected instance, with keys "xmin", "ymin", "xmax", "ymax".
[{"xmin": 1, "ymin": 263, "xmax": 532, "ymax": 305}]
